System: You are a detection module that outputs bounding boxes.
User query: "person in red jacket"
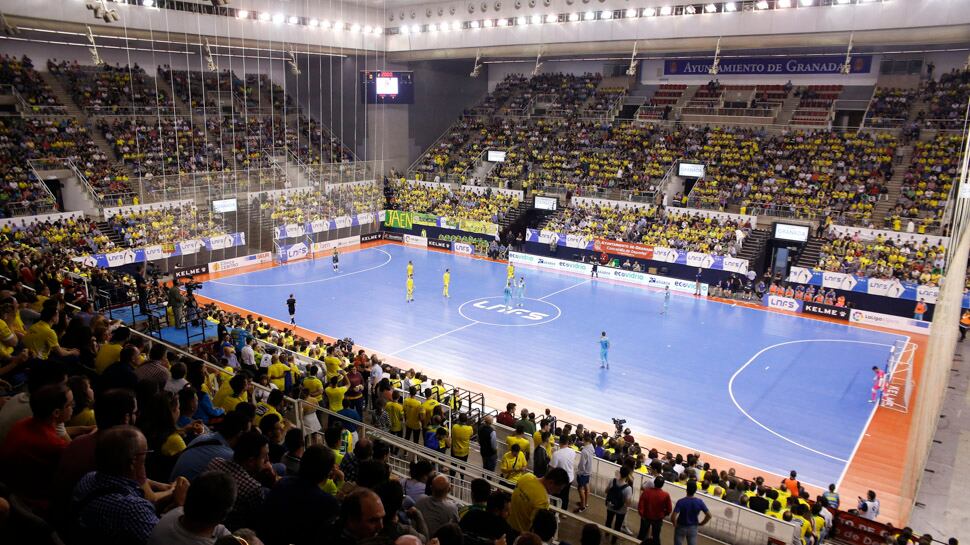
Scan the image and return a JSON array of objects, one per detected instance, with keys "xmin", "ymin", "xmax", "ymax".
[
  {"xmin": 638, "ymin": 476, "xmax": 673, "ymax": 545},
  {"xmin": 497, "ymin": 402, "xmax": 517, "ymax": 427},
  {"xmin": 0, "ymin": 383, "xmax": 73, "ymax": 514}
]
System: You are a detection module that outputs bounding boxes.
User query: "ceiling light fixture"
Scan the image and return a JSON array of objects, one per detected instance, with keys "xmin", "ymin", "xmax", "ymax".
[
  {"xmin": 723, "ymin": 2, "xmax": 738, "ymax": 11},
  {"xmin": 659, "ymin": 6, "xmax": 673, "ymax": 15},
  {"xmin": 626, "ymin": 8, "xmax": 638, "ymax": 17},
  {"xmin": 569, "ymin": 12, "xmax": 579, "ymax": 21},
  {"xmin": 643, "ymin": 7, "xmax": 657, "ymax": 16},
  {"xmin": 272, "ymin": 13, "xmax": 284, "ymax": 24},
  {"xmin": 685, "ymin": 5, "xmax": 696, "ymax": 13},
  {"xmin": 545, "ymin": 14, "xmax": 557, "ymax": 23},
  {"xmin": 777, "ymin": 0, "xmax": 792, "ymax": 7},
  {"xmin": 483, "ymin": 18, "xmax": 493, "ymax": 27},
  {"xmin": 601, "ymin": 10, "xmax": 613, "ymax": 19},
  {"xmin": 288, "ymin": 16, "xmax": 299, "ymax": 24},
  {"xmin": 756, "ymin": 0, "xmax": 770, "ymax": 9},
  {"xmin": 236, "ymin": 9, "xmax": 248, "ymax": 19},
  {"xmin": 258, "ymin": 12, "xmax": 270, "ymax": 22},
  {"xmin": 584, "ymin": 11, "xmax": 595, "ymax": 20},
  {"xmin": 704, "ymin": 3, "xmax": 717, "ymax": 12}
]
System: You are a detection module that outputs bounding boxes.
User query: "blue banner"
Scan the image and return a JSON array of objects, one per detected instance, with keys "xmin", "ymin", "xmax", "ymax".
[
  {"xmin": 275, "ymin": 212, "xmax": 379, "ymax": 240},
  {"xmin": 787, "ymin": 266, "xmax": 969, "ymax": 307},
  {"xmin": 277, "ymin": 241, "xmax": 310, "ymax": 263},
  {"xmin": 664, "ymin": 55, "xmax": 872, "ymax": 75},
  {"xmin": 77, "ymin": 232, "xmax": 246, "ymax": 268},
  {"xmin": 526, "ymin": 229, "xmax": 749, "ymax": 274}
]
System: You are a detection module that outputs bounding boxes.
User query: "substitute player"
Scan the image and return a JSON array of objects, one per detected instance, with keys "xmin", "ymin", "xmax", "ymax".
[
  {"xmin": 406, "ymin": 274, "xmax": 415, "ymax": 303},
  {"xmin": 870, "ymin": 365, "xmax": 886, "ymax": 403},
  {"xmin": 442, "ymin": 269, "xmax": 451, "ymax": 298},
  {"xmin": 599, "ymin": 332, "xmax": 610, "ymax": 369},
  {"xmin": 504, "ymin": 280, "xmax": 513, "ymax": 308},
  {"xmin": 332, "ymin": 248, "xmax": 340, "ymax": 272},
  {"xmin": 515, "ymin": 276, "xmax": 526, "ymax": 307},
  {"xmin": 286, "ymin": 294, "xmax": 297, "ymax": 324}
]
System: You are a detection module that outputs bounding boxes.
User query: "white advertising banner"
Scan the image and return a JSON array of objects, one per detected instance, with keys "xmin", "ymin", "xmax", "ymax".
[
  {"xmin": 509, "ymin": 252, "xmax": 707, "ymax": 296},
  {"xmin": 404, "ymin": 234, "xmax": 429, "ymax": 247},
  {"xmin": 849, "ymin": 309, "xmax": 931, "ymax": 335},
  {"xmin": 208, "ymin": 252, "xmax": 273, "ymax": 274},
  {"xmin": 453, "ymin": 242, "xmax": 475, "ymax": 255},
  {"xmin": 311, "ymin": 235, "xmax": 362, "ymax": 254}
]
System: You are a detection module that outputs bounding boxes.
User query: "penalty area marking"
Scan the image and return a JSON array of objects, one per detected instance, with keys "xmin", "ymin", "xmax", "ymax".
[
  {"xmin": 728, "ymin": 338, "xmax": 895, "ymax": 464},
  {"xmin": 208, "ymin": 248, "xmax": 393, "ymax": 288}
]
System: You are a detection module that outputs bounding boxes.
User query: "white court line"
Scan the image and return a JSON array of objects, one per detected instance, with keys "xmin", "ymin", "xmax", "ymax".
[
  {"xmin": 388, "ymin": 321, "xmax": 480, "ymax": 356},
  {"xmin": 538, "ymin": 278, "xmax": 592, "ymax": 301},
  {"xmin": 834, "ymin": 333, "xmax": 911, "ymax": 488},
  {"xmin": 208, "ymin": 248, "xmax": 393, "ymax": 287},
  {"xmin": 728, "ymin": 338, "xmax": 896, "ymax": 464}
]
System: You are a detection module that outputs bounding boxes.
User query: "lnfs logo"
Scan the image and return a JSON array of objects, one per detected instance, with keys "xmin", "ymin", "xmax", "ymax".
[{"xmin": 471, "ymin": 300, "xmax": 549, "ymax": 321}]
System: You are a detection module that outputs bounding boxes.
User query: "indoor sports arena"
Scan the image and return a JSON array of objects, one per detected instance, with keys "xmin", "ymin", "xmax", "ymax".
[{"xmin": 0, "ymin": 1, "xmax": 967, "ymax": 545}]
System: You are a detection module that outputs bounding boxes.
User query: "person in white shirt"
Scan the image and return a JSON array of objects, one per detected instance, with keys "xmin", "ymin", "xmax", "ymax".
[
  {"xmin": 240, "ymin": 339, "xmax": 256, "ymax": 370},
  {"xmin": 857, "ymin": 490, "xmax": 880, "ymax": 521},
  {"xmin": 548, "ymin": 435, "xmax": 576, "ymax": 511},
  {"xmin": 164, "ymin": 362, "xmax": 189, "ymax": 394},
  {"xmin": 147, "ymin": 470, "xmax": 234, "ymax": 545}
]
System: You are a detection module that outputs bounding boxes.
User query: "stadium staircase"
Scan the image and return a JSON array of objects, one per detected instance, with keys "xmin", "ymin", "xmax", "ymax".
[
  {"xmin": 153, "ymin": 76, "xmax": 191, "ymax": 116},
  {"xmin": 871, "ymin": 144, "xmax": 914, "ymax": 222},
  {"xmin": 775, "ymin": 91, "xmax": 804, "ymax": 126},
  {"xmin": 94, "ymin": 219, "xmax": 126, "ymax": 247},
  {"xmin": 794, "ymin": 235, "xmax": 825, "ymax": 269},
  {"xmin": 499, "ymin": 200, "xmax": 531, "ymax": 232},
  {"xmin": 737, "ymin": 228, "xmax": 770, "ymax": 265},
  {"xmin": 38, "ymin": 71, "xmax": 83, "ymax": 118}
]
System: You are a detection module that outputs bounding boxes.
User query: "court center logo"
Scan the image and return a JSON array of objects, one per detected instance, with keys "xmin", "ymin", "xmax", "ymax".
[{"xmin": 458, "ymin": 296, "xmax": 561, "ymax": 326}]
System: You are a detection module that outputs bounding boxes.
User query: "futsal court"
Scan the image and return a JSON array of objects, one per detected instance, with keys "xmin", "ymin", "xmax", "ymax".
[{"xmin": 198, "ymin": 241, "xmax": 913, "ymax": 491}]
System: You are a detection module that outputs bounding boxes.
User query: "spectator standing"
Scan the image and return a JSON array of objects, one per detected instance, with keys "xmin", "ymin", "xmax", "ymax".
[
  {"xmin": 548, "ymin": 435, "xmax": 576, "ymax": 511},
  {"xmin": 671, "ymin": 481, "xmax": 711, "ymax": 545},
  {"xmin": 478, "ymin": 415, "xmax": 498, "ymax": 472},
  {"xmin": 637, "ymin": 476, "xmax": 672, "ymax": 545},
  {"xmin": 604, "ymin": 466, "xmax": 634, "ymax": 542},
  {"xmin": 576, "ymin": 433, "xmax": 594, "ymax": 513},
  {"xmin": 508, "ymin": 467, "xmax": 569, "ymax": 533}
]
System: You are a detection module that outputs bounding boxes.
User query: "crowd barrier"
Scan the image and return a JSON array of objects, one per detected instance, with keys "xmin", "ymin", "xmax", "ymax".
[
  {"xmin": 787, "ymin": 266, "xmax": 962, "ymax": 307},
  {"xmin": 763, "ymin": 294, "xmax": 932, "ymax": 334}
]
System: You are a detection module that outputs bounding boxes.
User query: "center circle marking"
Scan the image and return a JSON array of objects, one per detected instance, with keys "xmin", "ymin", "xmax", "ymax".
[{"xmin": 458, "ymin": 296, "xmax": 561, "ymax": 327}]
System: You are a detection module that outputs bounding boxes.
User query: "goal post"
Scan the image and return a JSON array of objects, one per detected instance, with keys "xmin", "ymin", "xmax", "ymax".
[{"xmin": 881, "ymin": 339, "xmax": 916, "ymax": 412}]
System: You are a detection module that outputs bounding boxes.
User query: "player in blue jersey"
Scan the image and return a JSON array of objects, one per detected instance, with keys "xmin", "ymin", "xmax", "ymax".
[
  {"xmin": 332, "ymin": 248, "xmax": 340, "ymax": 272},
  {"xmin": 661, "ymin": 286, "xmax": 671, "ymax": 315},
  {"xmin": 599, "ymin": 331, "xmax": 610, "ymax": 369},
  {"xmin": 504, "ymin": 280, "xmax": 513, "ymax": 308},
  {"xmin": 515, "ymin": 276, "xmax": 526, "ymax": 307}
]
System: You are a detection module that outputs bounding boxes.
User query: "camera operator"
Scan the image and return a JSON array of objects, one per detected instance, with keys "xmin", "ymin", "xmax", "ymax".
[
  {"xmin": 167, "ymin": 281, "xmax": 186, "ymax": 328},
  {"xmin": 133, "ymin": 263, "xmax": 151, "ymax": 316}
]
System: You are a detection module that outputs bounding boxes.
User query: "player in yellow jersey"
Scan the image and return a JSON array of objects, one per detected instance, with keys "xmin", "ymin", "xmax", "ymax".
[
  {"xmin": 507, "ymin": 263, "xmax": 515, "ymax": 282},
  {"xmin": 407, "ymin": 260, "xmax": 414, "ymax": 277},
  {"xmin": 406, "ymin": 274, "xmax": 414, "ymax": 303},
  {"xmin": 442, "ymin": 268, "xmax": 450, "ymax": 298}
]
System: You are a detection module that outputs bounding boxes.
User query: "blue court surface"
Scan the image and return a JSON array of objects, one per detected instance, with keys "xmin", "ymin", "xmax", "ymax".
[{"xmin": 202, "ymin": 243, "xmax": 907, "ymax": 487}]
